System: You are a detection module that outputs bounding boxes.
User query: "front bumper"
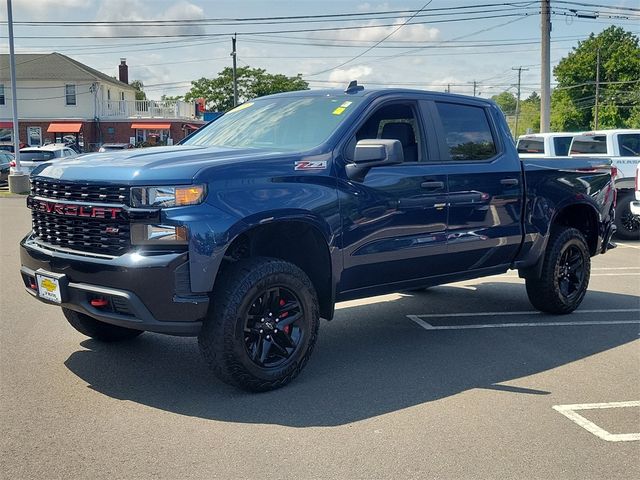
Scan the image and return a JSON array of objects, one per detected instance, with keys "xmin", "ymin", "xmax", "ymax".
[
  {"xmin": 630, "ymin": 200, "xmax": 640, "ymax": 216},
  {"xmin": 20, "ymin": 235, "xmax": 208, "ymax": 336}
]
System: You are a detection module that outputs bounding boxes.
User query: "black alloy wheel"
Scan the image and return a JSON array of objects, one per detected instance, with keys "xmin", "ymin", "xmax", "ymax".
[
  {"xmin": 525, "ymin": 226, "xmax": 591, "ymax": 314},
  {"xmin": 199, "ymin": 257, "xmax": 319, "ymax": 392},
  {"xmin": 556, "ymin": 244, "xmax": 587, "ymax": 303},
  {"xmin": 243, "ymin": 286, "xmax": 305, "ymax": 368}
]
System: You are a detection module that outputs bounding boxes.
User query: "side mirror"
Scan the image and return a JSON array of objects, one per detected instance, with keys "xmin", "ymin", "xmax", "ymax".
[{"xmin": 347, "ymin": 139, "xmax": 404, "ymax": 181}]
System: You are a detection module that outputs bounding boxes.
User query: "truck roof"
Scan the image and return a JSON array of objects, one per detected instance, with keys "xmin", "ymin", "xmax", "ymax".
[
  {"xmin": 518, "ymin": 132, "xmax": 577, "ymax": 139},
  {"xmin": 578, "ymin": 129, "xmax": 640, "ymax": 136},
  {"xmin": 261, "ymin": 87, "xmax": 496, "ymax": 105}
]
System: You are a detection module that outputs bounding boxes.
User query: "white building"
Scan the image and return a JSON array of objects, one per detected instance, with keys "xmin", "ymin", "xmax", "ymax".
[{"xmin": 0, "ymin": 53, "xmax": 202, "ymax": 151}]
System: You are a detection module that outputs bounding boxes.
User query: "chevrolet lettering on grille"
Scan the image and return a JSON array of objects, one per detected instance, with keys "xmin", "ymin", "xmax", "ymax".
[{"xmin": 28, "ymin": 198, "xmax": 124, "ymax": 220}]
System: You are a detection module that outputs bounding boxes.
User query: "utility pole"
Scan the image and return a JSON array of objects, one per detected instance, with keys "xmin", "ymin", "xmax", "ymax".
[
  {"xmin": 6, "ymin": 0, "xmax": 29, "ymax": 194},
  {"xmin": 513, "ymin": 66, "xmax": 529, "ymax": 138},
  {"xmin": 446, "ymin": 84, "xmax": 450, "ymax": 93},
  {"xmin": 594, "ymin": 47, "xmax": 601, "ymax": 129},
  {"xmin": 231, "ymin": 34, "xmax": 238, "ymax": 107},
  {"xmin": 473, "ymin": 81, "xmax": 477, "ymax": 97},
  {"xmin": 540, "ymin": 0, "xmax": 551, "ymax": 132}
]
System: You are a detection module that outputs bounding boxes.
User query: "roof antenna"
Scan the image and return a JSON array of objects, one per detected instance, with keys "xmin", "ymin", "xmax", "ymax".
[{"xmin": 345, "ymin": 80, "xmax": 364, "ymax": 94}]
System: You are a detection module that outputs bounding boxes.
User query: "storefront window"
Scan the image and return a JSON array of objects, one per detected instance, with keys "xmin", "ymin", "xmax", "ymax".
[{"xmin": 135, "ymin": 129, "xmax": 170, "ymax": 146}]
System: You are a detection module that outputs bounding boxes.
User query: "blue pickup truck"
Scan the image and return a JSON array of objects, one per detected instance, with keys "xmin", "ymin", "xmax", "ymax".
[{"xmin": 20, "ymin": 86, "xmax": 616, "ymax": 391}]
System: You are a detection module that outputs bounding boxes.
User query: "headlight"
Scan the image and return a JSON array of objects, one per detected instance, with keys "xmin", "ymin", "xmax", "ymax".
[
  {"xmin": 130, "ymin": 185, "xmax": 206, "ymax": 208},
  {"xmin": 131, "ymin": 224, "xmax": 189, "ymax": 245}
]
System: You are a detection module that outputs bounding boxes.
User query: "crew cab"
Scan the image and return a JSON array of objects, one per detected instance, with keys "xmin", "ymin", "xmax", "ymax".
[
  {"xmin": 20, "ymin": 86, "xmax": 616, "ymax": 392},
  {"xmin": 569, "ymin": 129, "xmax": 640, "ymax": 239},
  {"xmin": 516, "ymin": 132, "xmax": 577, "ymax": 158}
]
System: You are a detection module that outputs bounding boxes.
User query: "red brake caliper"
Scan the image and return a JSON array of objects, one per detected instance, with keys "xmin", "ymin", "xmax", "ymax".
[{"xmin": 279, "ymin": 299, "xmax": 291, "ymax": 334}]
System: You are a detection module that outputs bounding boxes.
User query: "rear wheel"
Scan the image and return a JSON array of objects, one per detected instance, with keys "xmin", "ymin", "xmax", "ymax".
[
  {"xmin": 62, "ymin": 308, "xmax": 143, "ymax": 342},
  {"xmin": 614, "ymin": 193, "xmax": 640, "ymax": 240},
  {"xmin": 525, "ymin": 227, "xmax": 591, "ymax": 314},
  {"xmin": 199, "ymin": 257, "xmax": 319, "ymax": 392}
]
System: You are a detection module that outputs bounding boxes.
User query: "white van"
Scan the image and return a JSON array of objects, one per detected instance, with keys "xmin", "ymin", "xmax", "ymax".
[{"xmin": 10, "ymin": 144, "xmax": 78, "ymax": 176}]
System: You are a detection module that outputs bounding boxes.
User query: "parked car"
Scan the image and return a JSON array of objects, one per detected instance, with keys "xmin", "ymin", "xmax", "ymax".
[
  {"xmin": 98, "ymin": 143, "xmax": 134, "ymax": 152},
  {"xmin": 0, "ymin": 151, "xmax": 12, "ymax": 184},
  {"xmin": 10, "ymin": 144, "xmax": 78, "ymax": 176},
  {"xmin": 630, "ymin": 164, "xmax": 640, "ymax": 218},
  {"xmin": 0, "ymin": 141, "xmax": 27, "ymax": 153},
  {"xmin": 516, "ymin": 132, "xmax": 577, "ymax": 158},
  {"xmin": 569, "ymin": 129, "xmax": 640, "ymax": 239},
  {"xmin": 20, "ymin": 86, "xmax": 616, "ymax": 392}
]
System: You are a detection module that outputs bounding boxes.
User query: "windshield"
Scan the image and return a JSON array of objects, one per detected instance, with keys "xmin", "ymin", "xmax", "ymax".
[
  {"xmin": 183, "ymin": 95, "xmax": 364, "ymax": 151},
  {"xmin": 570, "ymin": 135, "xmax": 607, "ymax": 155},
  {"xmin": 20, "ymin": 151, "xmax": 56, "ymax": 161},
  {"xmin": 517, "ymin": 138, "xmax": 544, "ymax": 154}
]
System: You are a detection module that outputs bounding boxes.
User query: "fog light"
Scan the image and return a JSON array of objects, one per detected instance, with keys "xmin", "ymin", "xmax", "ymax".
[{"xmin": 131, "ymin": 224, "xmax": 189, "ymax": 245}]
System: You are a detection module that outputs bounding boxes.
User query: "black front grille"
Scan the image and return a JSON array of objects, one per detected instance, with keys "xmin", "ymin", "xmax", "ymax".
[
  {"xmin": 32, "ymin": 211, "xmax": 130, "ymax": 256},
  {"xmin": 31, "ymin": 179, "xmax": 130, "ymax": 205}
]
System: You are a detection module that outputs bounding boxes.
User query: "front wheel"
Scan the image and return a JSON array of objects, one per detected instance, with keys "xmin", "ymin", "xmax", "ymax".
[
  {"xmin": 525, "ymin": 227, "xmax": 591, "ymax": 314},
  {"xmin": 198, "ymin": 257, "xmax": 319, "ymax": 392}
]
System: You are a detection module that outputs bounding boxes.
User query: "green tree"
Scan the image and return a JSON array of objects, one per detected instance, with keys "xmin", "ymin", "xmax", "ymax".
[
  {"xmin": 552, "ymin": 26, "xmax": 640, "ymax": 130},
  {"xmin": 161, "ymin": 94, "xmax": 184, "ymax": 101},
  {"xmin": 184, "ymin": 66, "xmax": 309, "ymax": 112},
  {"xmin": 130, "ymin": 80, "xmax": 146, "ymax": 101},
  {"xmin": 491, "ymin": 91, "xmax": 517, "ymax": 116}
]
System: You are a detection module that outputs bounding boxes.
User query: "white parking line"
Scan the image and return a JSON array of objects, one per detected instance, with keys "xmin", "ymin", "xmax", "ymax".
[
  {"xmin": 553, "ymin": 401, "xmax": 640, "ymax": 442},
  {"xmin": 407, "ymin": 316, "xmax": 640, "ymax": 330},
  {"xmin": 409, "ymin": 308, "xmax": 640, "ymax": 319}
]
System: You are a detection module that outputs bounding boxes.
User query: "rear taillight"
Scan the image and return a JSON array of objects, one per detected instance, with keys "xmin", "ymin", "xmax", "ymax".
[
  {"xmin": 635, "ymin": 167, "xmax": 638, "ymax": 192},
  {"xmin": 9, "ymin": 160, "xmax": 15, "ymax": 167},
  {"xmin": 611, "ymin": 166, "xmax": 618, "ymax": 180}
]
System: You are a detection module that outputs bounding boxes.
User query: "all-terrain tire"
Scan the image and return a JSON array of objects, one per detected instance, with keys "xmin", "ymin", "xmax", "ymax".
[
  {"xmin": 198, "ymin": 257, "xmax": 320, "ymax": 392},
  {"xmin": 62, "ymin": 308, "xmax": 144, "ymax": 342},
  {"xmin": 525, "ymin": 227, "xmax": 591, "ymax": 314},
  {"xmin": 614, "ymin": 192, "xmax": 640, "ymax": 240}
]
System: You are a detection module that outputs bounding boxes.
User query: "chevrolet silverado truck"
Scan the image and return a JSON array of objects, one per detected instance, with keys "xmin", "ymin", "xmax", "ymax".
[{"xmin": 20, "ymin": 86, "xmax": 617, "ymax": 392}]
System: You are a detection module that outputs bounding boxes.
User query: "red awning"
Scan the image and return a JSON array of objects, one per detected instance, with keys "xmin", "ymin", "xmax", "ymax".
[
  {"xmin": 47, "ymin": 123, "xmax": 82, "ymax": 133},
  {"xmin": 0, "ymin": 121, "xmax": 13, "ymax": 128},
  {"xmin": 183, "ymin": 123, "xmax": 202, "ymax": 130},
  {"xmin": 131, "ymin": 123, "xmax": 171, "ymax": 130}
]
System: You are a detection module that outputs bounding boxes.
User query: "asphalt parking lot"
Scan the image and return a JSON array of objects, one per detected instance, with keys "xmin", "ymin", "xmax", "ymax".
[{"xmin": 1, "ymin": 195, "xmax": 639, "ymax": 480}]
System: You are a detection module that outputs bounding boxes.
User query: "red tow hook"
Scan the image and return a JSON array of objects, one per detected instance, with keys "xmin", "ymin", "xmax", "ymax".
[
  {"xmin": 90, "ymin": 297, "xmax": 109, "ymax": 308},
  {"xmin": 29, "ymin": 278, "xmax": 37, "ymax": 290}
]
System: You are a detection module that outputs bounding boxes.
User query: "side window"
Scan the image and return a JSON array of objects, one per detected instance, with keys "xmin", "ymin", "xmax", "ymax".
[
  {"xmin": 618, "ymin": 134, "xmax": 640, "ymax": 157},
  {"xmin": 0, "ymin": 84, "xmax": 5, "ymax": 105},
  {"xmin": 65, "ymin": 84, "xmax": 76, "ymax": 106},
  {"xmin": 435, "ymin": 102, "xmax": 497, "ymax": 161},
  {"xmin": 354, "ymin": 102, "xmax": 423, "ymax": 162}
]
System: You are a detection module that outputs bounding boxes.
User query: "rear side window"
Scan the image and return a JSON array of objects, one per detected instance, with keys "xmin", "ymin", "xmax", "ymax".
[
  {"xmin": 435, "ymin": 102, "xmax": 497, "ymax": 161},
  {"xmin": 617, "ymin": 134, "xmax": 640, "ymax": 157},
  {"xmin": 571, "ymin": 135, "xmax": 607, "ymax": 154},
  {"xmin": 19, "ymin": 151, "xmax": 55, "ymax": 161},
  {"xmin": 553, "ymin": 136, "xmax": 573, "ymax": 156},
  {"xmin": 517, "ymin": 138, "xmax": 544, "ymax": 154}
]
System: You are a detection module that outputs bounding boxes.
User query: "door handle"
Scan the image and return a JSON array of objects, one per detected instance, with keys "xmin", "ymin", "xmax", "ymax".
[
  {"xmin": 500, "ymin": 178, "xmax": 519, "ymax": 186},
  {"xmin": 421, "ymin": 181, "xmax": 444, "ymax": 190}
]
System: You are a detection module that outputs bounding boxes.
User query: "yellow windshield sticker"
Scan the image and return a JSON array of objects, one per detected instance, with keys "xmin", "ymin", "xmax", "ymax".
[
  {"xmin": 228, "ymin": 102, "xmax": 254, "ymax": 113},
  {"xmin": 333, "ymin": 101, "xmax": 353, "ymax": 115}
]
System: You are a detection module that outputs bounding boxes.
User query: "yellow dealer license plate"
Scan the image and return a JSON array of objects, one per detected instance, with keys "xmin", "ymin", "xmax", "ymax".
[{"xmin": 36, "ymin": 273, "xmax": 62, "ymax": 304}]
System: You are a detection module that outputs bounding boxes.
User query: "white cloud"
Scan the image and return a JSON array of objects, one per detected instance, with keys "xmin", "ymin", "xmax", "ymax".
[
  {"xmin": 311, "ymin": 20, "xmax": 439, "ymax": 44},
  {"xmin": 356, "ymin": 2, "xmax": 391, "ymax": 12},
  {"xmin": 328, "ymin": 65, "xmax": 373, "ymax": 84},
  {"xmin": 93, "ymin": 0, "xmax": 205, "ymax": 36},
  {"xmin": 15, "ymin": 0, "xmax": 92, "ymax": 8}
]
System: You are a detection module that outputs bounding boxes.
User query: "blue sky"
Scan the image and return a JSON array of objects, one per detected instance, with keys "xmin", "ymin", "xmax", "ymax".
[{"xmin": 1, "ymin": 0, "xmax": 638, "ymax": 99}]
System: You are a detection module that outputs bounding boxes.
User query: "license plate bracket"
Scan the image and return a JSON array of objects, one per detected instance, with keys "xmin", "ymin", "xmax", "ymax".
[{"xmin": 35, "ymin": 270, "xmax": 68, "ymax": 304}]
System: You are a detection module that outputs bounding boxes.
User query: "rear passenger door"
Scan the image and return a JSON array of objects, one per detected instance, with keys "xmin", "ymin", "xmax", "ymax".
[{"xmin": 430, "ymin": 100, "xmax": 523, "ymax": 272}]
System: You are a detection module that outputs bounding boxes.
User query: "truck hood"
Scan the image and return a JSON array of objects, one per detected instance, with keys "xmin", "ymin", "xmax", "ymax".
[{"xmin": 32, "ymin": 145, "xmax": 285, "ymax": 183}]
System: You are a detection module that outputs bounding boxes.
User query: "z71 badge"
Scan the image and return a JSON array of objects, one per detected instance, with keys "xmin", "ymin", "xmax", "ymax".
[{"xmin": 294, "ymin": 160, "xmax": 327, "ymax": 171}]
